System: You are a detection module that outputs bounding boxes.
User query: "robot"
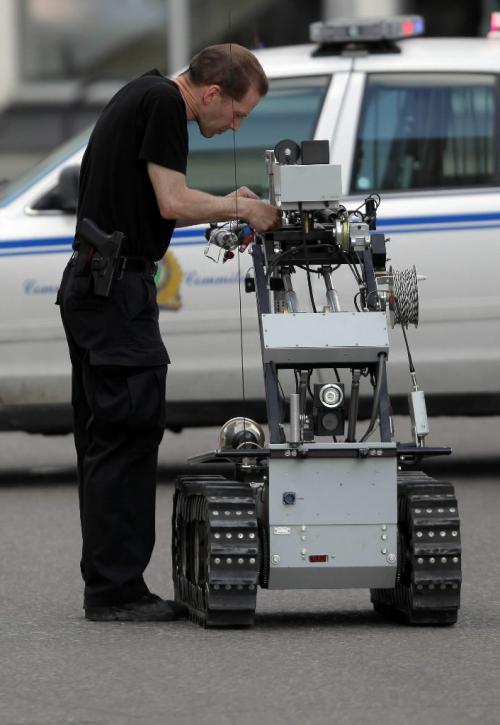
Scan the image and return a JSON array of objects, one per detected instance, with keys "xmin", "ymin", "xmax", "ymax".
[{"xmin": 171, "ymin": 139, "xmax": 461, "ymax": 627}]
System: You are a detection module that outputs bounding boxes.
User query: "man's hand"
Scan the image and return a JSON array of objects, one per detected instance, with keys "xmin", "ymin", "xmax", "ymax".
[
  {"xmin": 241, "ymin": 198, "xmax": 281, "ymax": 232},
  {"xmin": 227, "ymin": 187, "xmax": 281, "ymax": 232},
  {"xmin": 226, "ymin": 186, "xmax": 260, "ymax": 200}
]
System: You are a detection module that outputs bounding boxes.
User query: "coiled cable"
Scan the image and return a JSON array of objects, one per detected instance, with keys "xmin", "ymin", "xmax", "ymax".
[{"xmin": 390, "ymin": 265, "xmax": 419, "ymax": 328}]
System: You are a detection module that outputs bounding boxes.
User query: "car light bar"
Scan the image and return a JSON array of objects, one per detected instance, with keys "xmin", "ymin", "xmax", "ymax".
[
  {"xmin": 310, "ymin": 15, "xmax": 425, "ymax": 44},
  {"xmin": 488, "ymin": 11, "xmax": 500, "ymax": 38}
]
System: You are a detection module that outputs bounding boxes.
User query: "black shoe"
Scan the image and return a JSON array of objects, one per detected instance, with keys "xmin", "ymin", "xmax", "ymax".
[{"xmin": 84, "ymin": 593, "xmax": 187, "ymax": 622}]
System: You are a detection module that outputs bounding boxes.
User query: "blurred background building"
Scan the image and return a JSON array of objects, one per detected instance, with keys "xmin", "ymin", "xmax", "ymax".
[{"xmin": 0, "ymin": 0, "xmax": 498, "ymax": 182}]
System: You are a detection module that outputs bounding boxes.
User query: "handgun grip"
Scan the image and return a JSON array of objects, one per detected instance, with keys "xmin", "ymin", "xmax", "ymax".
[{"xmin": 76, "ymin": 218, "xmax": 124, "ymax": 259}]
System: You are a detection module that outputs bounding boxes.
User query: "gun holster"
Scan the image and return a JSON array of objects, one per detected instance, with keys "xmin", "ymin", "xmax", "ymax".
[{"xmin": 73, "ymin": 218, "xmax": 125, "ymax": 297}]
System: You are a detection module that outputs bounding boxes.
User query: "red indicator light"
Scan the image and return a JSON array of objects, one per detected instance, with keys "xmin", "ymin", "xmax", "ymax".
[
  {"xmin": 309, "ymin": 554, "xmax": 329, "ymax": 563},
  {"xmin": 402, "ymin": 20, "xmax": 414, "ymax": 36},
  {"xmin": 492, "ymin": 12, "xmax": 500, "ymax": 32}
]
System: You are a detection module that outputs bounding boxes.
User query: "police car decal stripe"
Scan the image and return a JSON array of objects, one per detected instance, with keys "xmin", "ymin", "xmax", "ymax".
[
  {"xmin": 0, "ymin": 248, "xmax": 74, "ymax": 258},
  {"xmin": 0, "ymin": 237, "xmax": 74, "ymax": 250},
  {"xmin": 379, "ymin": 211, "xmax": 500, "ymax": 227},
  {"xmin": 1, "ymin": 212, "xmax": 499, "ymax": 256},
  {"xmin": 380, "ymin": 222, "xmax": 500, "ymax": 234},
  {"xmin": 0, "ymin": 228, "xmax": 204, "ymax": 249},
  {"xmin": 0, "ymin": 230, "xmax": 207, "ymax": 256}
]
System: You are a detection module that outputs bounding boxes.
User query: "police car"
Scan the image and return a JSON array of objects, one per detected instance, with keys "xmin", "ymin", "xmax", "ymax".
[{"xmin": 1, "ymin": 14, "xmax": 499, "ymax": 434}]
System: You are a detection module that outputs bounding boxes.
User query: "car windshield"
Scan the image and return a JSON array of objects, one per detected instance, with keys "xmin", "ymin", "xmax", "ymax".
[
  {"xmin": 0, "ymin": 76, "xmax": 330, "ymax": 207},
  {"xmin": 186, "ymin": 75, "xmax": 330, "ymax": 197},
  {"xmin": 0, "ymin": 128, "xmax": 89, "ymax": 207}
]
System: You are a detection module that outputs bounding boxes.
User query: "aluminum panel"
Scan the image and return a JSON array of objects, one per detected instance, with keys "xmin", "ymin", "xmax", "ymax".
[
  {"xmin": 267, "ymin": 456, "xmax": 398, "ymax": 589},
  {"xmin": 260, "ymin": 311, "xmax": 389, "ymax": 365},
  {"xmin": 275, "ymin": 163, "xmax": 343, "ymax": 204},
  {"xmin": 268, "ymin": 456, "xmax": 397, "ymax": 525}
]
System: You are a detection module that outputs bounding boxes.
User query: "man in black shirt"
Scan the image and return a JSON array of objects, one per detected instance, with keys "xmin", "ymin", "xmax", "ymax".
[{"xmin": 58, "ymin": 44, "xmax": 280, "ymax": 622}]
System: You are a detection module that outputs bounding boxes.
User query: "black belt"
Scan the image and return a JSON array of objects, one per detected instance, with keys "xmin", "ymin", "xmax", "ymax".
[
  {"xmin": 119, "ymin": 256, "xmax": 157, "ymax": 275},
  {"xmin": 70, "ymin": 252, "xmax": 157, "ymax": 276}
]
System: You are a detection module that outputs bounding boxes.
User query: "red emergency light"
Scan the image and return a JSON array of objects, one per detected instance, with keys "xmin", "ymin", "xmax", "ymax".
[
  {"xmin": 402, "ymin": 19, "xmax": 416, "ymax": 36},
  {"xmin": 309, "ymin": 555, "xmax": 329, "ymax": 563}
]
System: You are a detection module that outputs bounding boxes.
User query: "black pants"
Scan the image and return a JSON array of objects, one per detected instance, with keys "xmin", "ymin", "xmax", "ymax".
[{"xmin": 58, "ymin": 263, "xmax": 169, "ymax": 607}]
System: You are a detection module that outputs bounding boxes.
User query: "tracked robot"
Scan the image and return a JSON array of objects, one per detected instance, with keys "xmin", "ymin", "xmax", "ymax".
[{"xmin": 171, "ymin": 139, "xmax": 461, "ymax": 627}]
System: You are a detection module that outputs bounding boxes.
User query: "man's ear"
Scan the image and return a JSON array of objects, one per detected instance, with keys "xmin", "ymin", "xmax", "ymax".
[{"xmin": 202, "ymin": 84, "xmax": 222, "ymax": 106}]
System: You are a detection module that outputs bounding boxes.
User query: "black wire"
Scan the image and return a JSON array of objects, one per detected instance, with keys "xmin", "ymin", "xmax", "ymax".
[
  {"xmin": 394, "ymin": 295, "xmax": 416, "ymax": 374},
  {"xmin": 360, "ymin": 353, "xmax": 386, "ymax": 442},
  {"xmin": 354, "ymin": 292, "xmax": 362, "ymax": 311},
  {"xmin": 355, "ymin": 252, "xmax": 364, "ymax": 268},
  {"xmin": 350, "ymin": 192, "xmax": 381, "ymax": 218},
  {"xmin": 364, "ymin": 289, "xmax": 381, "ymax": 311},
  {"xmin": 277, "ymin": 375, "xmax": 286, "ymax": 403},
  {"xmin": 307, "ymin": 370, "xmax": 314, "ymax": 400},
  {"xmin": 228, "ymin": 39, "xmax": 247, "ymax": 416},
  {"xmin": 301, "ymin": 238, "xmax": 318, "ymax": 313},
  {"xmin": 293, "ymin": 368, "xmax": 314, "ymax": 398},
  {"xmin": 265, "ymin": 248, "xmax": 298, "ymax": 278},
  {"xmin": 306, "ymin": 265, "xmax": 317, "ymax": 312},
  {"xmin": 266, "ymin": 242, "xmax": 341, "ymax": 280},
  {"xmin": 342, "ymin": 251, "xmax": 363, "ymax": 286},
  {"xmin": 293, "ymin": 263, "xmax": 341, "ymax": 275}
]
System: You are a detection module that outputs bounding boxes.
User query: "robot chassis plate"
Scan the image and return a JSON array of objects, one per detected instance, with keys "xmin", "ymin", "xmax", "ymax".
[{"xmin": 172, "ymin": 140, "xmax": 461, "ymax": 627}]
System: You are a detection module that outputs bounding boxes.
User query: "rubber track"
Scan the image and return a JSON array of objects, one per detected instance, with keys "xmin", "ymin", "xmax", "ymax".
[
  {"xmin": 172, "ymin": 475, "xmax": 260, "ymax": 627},
  {"xmin": 371, "ymin": 470, "xmax": 461, "ymax": 624}
]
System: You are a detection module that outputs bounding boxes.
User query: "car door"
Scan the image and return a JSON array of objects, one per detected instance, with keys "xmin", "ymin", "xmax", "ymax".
[{"xmin": 334, "ymin": 69, "xmax": 500, "ymax": 407}]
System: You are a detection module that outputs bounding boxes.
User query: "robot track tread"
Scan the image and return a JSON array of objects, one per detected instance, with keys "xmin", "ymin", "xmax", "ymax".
[
  {"xmin": 172, "ymin": 475, "xmax": 260, "ymax": 628},
  {"xmin": 371, "ymin": 469, "xmax": 461, "ymax": 624}
]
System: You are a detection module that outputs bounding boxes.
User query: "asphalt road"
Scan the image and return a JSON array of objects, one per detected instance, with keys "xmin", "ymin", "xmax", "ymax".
[{"xmin": 0, "ymin": 419, "xmax": 499, "ymax": 725}]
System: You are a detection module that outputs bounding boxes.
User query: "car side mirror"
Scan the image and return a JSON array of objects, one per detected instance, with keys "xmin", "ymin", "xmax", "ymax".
[
  {"xmin": 57, "ymin": 165, "xmax": 80, "ymax": 212},
  {"xmin": 31, "ymin": 164, "xmax": 80, "ymax": 213}
]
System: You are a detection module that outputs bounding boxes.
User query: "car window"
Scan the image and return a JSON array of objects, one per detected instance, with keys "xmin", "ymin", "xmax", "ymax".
[
  {"xmin": 352, "ymin": 73, "xmax": 498, "ymax": 193},
  {"xmin": 186, "ymin": 76, "xmax": 330, "ymax": 197}
]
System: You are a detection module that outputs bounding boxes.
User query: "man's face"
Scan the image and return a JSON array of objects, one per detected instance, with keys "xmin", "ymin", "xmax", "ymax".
[{"xmin": 198, "ymin": 84, "xmax": 262, "ymax": 138}]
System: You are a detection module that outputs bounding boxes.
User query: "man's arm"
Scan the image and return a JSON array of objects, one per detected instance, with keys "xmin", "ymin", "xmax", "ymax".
[
  {"xmin": 175, "ymin": 186, "xmax": 260, "ymax": 228},
  {"xmin": 147, "ymin": 163, "xmax": 280, "ymax": 232}
]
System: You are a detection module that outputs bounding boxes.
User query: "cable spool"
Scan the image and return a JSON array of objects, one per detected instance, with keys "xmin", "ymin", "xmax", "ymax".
[{"xmin": 388, "ymin": 265, "xmax": 419, "ymax": 328}]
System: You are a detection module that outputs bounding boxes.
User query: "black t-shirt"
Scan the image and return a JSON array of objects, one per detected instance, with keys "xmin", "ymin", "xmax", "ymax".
[{"xmin": 77, "ymin": 69, "xmax": 188, "ymax": 261}]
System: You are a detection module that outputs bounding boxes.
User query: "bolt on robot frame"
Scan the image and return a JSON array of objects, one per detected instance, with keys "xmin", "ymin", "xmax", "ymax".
[{"xmin": 171, "ymin": 139, "xmax": 462, "ymax": 628}]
